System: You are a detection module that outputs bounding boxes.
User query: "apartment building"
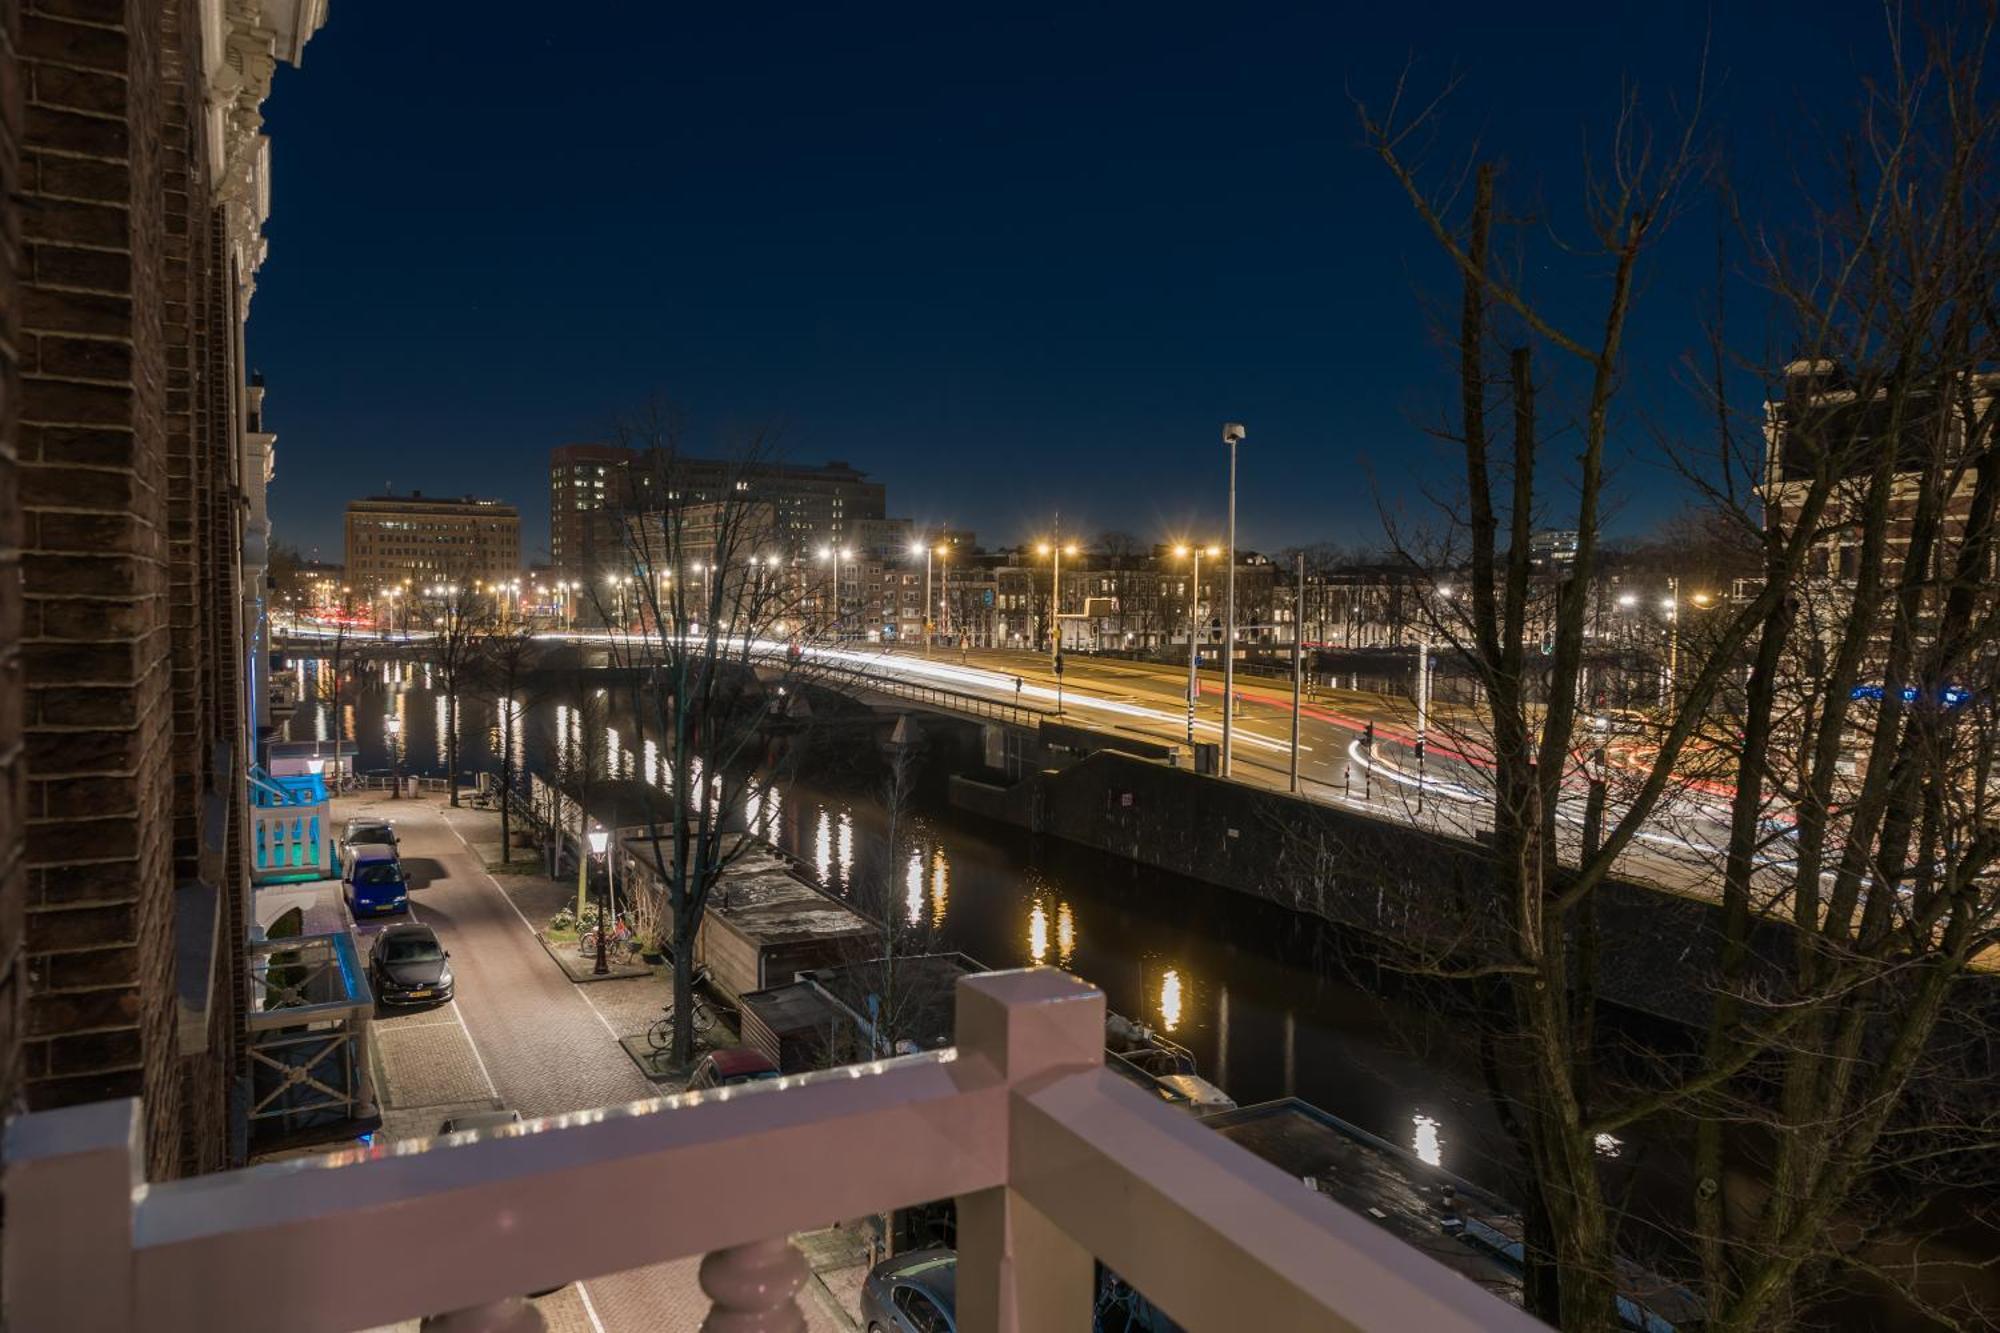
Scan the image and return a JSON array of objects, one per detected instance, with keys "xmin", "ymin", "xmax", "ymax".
[{"xmin": 345, "ymin": 491, "xmax": 521, "ymax": 590}]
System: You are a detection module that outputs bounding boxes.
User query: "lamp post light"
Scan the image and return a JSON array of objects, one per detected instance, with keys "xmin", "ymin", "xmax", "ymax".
[
  {"xmin": 910, "ymin": 541, "xmax": 936, "ymax": 656},
  {"xmin": 937, "ymin": 543, "xmax": 952, "ymax": 653},
  {"xmin": 1172, "ymin": 543, "xmax": 1219, "ymax": 749},
  {"xmin": 385, "ymin": 714, "xmax": 403, "ymax": 801},
  {"xmin": 1035, "ymin": 536, "xmax": 1080, "ymax": 713},
  {"xmin": 819, "ymin": 546, "xmax": 852, "ymax": 641},
  {"xmin": 588, "ymin": 825, "xmax": 612, "ymax": 975},
  {"xmin": 1221, "ymin": 422, "xmax": 1247, "ymax": 777},
  {"xmin": 1662, "ymin": 577, "xmax": 1680, "ymax": 707}
]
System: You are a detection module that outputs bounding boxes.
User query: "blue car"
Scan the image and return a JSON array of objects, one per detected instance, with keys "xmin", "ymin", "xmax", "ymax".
[{"xmin": 343, "ymin": 844, "xmax": 410, "ymax": 918}]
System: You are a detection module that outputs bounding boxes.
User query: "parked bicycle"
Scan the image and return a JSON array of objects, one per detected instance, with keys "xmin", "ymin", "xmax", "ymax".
[
  {"xmin": 647, "ymin": 967, "xmax": 717, "ymax": 1052},
  {"xmin": 577, "ymin": 913, "xmax": 640, "ymax": 959}
]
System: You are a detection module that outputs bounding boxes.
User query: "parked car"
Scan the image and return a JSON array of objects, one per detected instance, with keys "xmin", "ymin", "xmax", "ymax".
[
  {"xmin": 369, "ymin": 923, "xmax": 452, "ymax": 1004},
  {"xmin": 339, "ymin": 817, "xmax": 397, "ymax": 869},
  {"xmin": 686, "ymin": 1047, "xmax": 781, "ymax": 1092},
  {"xmin": 437, "ymin": 1109, "xmax": 521, "ymax": 1136},
  {"xmin": 343, "ymin": 844, "xmax": 410, "ymax": 918},
  {"xmin": 860, "ymin": 1248, "xmax": 956, "ymax": 1333}
]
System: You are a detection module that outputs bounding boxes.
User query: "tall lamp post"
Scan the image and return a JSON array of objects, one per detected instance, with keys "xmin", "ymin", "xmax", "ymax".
[
  {"xmin": 1221, "ymin": 422, "xmax": 1247, "ymax": 777},
  {"xmin": 385, "ymin": 714, "xmax": 403, "ymax": 801},
  {"xmin": 819, "ymin": 546, "xmax": 852, "ymax": 641},
  {"xmin": 910, "ymin": 541, "xmax": 934, "ymax": 655},
  {"xmin": 1661, "ymin": 576, "xmax": 1680, "ymax": 707},
  {"xmin": 1035, "ymin": 535, "xmax": 1079, "ymax": 713},
  {"xmin": 1173, "ymin": 544, "xmax": 1218, "ymax": 749},
  {"xmin": 588, "ymin": 826, "xmax": 612, "ymax": 975}
]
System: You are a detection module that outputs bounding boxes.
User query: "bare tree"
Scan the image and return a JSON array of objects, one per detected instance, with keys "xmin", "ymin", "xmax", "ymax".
[
  {"xmin": 424, "ymin": 582, "xmax": 493, "ymax": 807},
  {"xmin": 597, "ymin": 409, "xmax": 827, "ymax": 1065},
  {"xmin": 476, "ymin": 624, "xmax": 541, "ymax": 862},
  {"xmin": 1354, "ymin": 14, "xmax": 2000, "ymax": 1329}
]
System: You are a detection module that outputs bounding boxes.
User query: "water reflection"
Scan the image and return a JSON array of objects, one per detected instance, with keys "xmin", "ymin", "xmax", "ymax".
[
  {"xmin": 433, "ymin": 694, "xmax": 449, "ymax": 766},
  {"xmin": 1412, "ymin": 1113, "xmax": 1443, "ymax": 1168},
  {"xmin": 1029, "ymin": 900, "xmax": 1050, "ymax": 964},
  {"xmin": 814, "ymin": 811, "xmax": 834, "ymax": 890},
  {"xmin": 1159, "ymin": 968, "xmax": 1183, "ymax": 1032},
  {"xmin": 930, "ymin": 846, "xmax": 949, "ymax": 929},
  {"xmin": 905, "ymin": 851, "xmax": 924, "ymax": 926},
  {"xmin": 1056, "ymin": 901, "xmax": 1075, "ymax": 968},
  {"xmin": 836, "ymin": 813, "xmax": 853, "ymax": 889}
]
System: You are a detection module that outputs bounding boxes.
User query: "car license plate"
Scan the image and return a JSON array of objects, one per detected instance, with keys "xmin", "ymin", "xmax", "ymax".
[{"xmin": 406, "ymin": 989, "xmax": 430, "ymax": 999}]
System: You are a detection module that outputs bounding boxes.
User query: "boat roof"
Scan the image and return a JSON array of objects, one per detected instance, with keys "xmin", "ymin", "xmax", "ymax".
[{"xmin": 705, "ymin": 1047, "xmax": 779, "ymax": 1077}]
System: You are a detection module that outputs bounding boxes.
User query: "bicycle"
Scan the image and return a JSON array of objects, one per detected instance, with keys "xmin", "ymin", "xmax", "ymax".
[
  {"xmin": 647, "ymin": 967, "xmax": 718, "ymax": 1052},
  {"xmin": 577, "ymin": 913, "xmax": 639, "ymax": 959}
]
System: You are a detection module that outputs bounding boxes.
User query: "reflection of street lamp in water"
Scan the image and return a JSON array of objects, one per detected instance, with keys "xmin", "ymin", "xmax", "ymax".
[
  {"xmin": 1028, "ymin": 900, "xmax": 1050, "ymax": 964},
  {"xmin": 1159, "ymin": 968, "xmax": 1183, "ymax": 1033}
]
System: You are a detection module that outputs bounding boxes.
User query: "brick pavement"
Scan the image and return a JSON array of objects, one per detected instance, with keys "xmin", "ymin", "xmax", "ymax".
[{"xmin": 332, "ymin": 795, "xmax": 852, "ymax": 1333}]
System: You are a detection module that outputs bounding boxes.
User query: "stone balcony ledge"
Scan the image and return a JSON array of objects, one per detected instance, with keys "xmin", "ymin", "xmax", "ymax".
[{"xmin": 2, "ymin": 969, "xmax": 1544, "ymax": 1333}]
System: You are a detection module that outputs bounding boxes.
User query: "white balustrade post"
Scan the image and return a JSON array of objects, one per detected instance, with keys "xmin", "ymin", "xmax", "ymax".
[
  {"xmin": 953, "ymin": 968, "xmax": 1103, "ymax": 1333},
  {"xmin": 699, "ymin": 1235, "xmax": 809, "ymax": 1332},
  {"xmin": 3, "ymin": 1098, "xmax": 144, "ymax": 1333}
]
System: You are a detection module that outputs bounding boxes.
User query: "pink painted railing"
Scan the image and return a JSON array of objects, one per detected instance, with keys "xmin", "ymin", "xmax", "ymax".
[{"xmin": 1, "ymin": 970, "xmax": 1545, "ymax": 1333}]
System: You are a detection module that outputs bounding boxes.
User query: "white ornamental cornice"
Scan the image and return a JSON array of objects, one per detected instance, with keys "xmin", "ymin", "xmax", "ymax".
[{"xmin": 202, "ymin": 0, "xmax": 329, "ymax": 311}]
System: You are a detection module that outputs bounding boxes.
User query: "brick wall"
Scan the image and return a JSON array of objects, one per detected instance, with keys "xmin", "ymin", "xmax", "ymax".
[
  {"xmin": 17, "ymin": 0, "xmax": 184, "ymax": 1181},
  {"xmin": 0, "ymin": 0, "xmax": 28, "ymax": 1125}
]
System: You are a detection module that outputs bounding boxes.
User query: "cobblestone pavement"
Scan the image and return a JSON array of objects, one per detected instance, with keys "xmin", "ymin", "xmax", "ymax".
[{"xmin": 327, "ymin": 795, "xmax": 852, "ymax": 1333}]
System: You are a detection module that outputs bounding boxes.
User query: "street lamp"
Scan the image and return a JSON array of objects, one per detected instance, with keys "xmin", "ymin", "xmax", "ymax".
[
  {"xmin": 1662, "ymin": 577, "xmax": 1680, "ymax": 706},
  {"xmin": 937, "ymin": 543, "xmax": 952, "ymax": 653},
  {"xmin": 1172, "ymin": 544, "xmax": 1220, "ymax": 748},
  {"xmin": 384, "ymin": 714, "xmax": 403, "ymax": 801},
  {"xmin": 818, "ymin": 546, "xmax": 852, "ymax": 641},
  {"xmin": 587, "ymin": 825, "xmax": 613, "ymax": 975},
  {"xmin": 1035, "ymin": 536, "xmax": 1080, "ymax": 713},
  {"xmin": 1220, "ymin": 422, "xmax": 1248, "ymax": 776},
  {"xmin": 910, "ymin": 541, "xmax": 936, "ymax": 656}
]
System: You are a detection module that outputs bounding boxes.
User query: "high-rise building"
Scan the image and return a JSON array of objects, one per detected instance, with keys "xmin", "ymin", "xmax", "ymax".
[
  {"xmin": 549, "ymin": 443, "xmax": 640, "ymax": 577},
  {"xmin": 345, "ymin": 492, "xmax": 521, "ymax": 591},
  {"xmin": 588, "ymin": 455, "xmax": 886, "ymax": 565}
]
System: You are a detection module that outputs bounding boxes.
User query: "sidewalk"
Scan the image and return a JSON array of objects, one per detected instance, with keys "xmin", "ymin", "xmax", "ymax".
[{"xmin": 313, "ymin": 793, "xmax": 861, "ymax": 1331}]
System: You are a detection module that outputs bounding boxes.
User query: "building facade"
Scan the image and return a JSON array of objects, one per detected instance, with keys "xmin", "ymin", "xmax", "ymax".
[
  {"xmin": 345, "ymin": 491, "xmax": 521, "ymax": 592},
  {"xmin": 568, "ymin": 452, "xmax": 888, "ymax": 579},
  {"xmin": 0, "ymin": 0, "xmax": 329, "ymax": 1181},
  {"xmin": 548, "ymin": 442, "xmax": 639, "ymax": 578}
]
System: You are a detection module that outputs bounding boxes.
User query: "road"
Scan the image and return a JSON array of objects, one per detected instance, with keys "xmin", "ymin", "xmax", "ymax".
[
  {"xmin": 277, "ymin": 620, "xmax": 1744, "ymax": 900},
  {"xmin": 331, "ymin": 794, "xmax": 850, "ymax": 1332},
  {"xmin": 816, "ymin": 643, "xmax": 1740, "ymax": 898}
]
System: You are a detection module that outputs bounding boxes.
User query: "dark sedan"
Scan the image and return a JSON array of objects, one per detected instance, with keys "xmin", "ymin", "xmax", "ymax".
[{"xmin": 368, "ymin": 923, "xmax": 453, "ymax": 1006}]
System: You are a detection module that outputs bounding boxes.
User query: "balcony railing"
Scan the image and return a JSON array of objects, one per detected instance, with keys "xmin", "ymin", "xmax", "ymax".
[{"xmin": 1, "ymin": 969, "xmax": 1544, "ymax": 1333}]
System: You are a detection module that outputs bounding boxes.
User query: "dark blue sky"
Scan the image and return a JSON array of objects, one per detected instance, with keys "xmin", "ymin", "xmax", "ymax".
[{"xmin": 255, "ymin": 2, "xmax": 1866, "ymax": 564}]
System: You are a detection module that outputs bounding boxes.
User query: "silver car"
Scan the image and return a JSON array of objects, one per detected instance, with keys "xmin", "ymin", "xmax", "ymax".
[
  {"xmin": 860, "ymin": 1248, "xmax": 955, "ymax": 1333},
  {"xmin": 339, "ymin": 816, "xmax": 397, "ymax": 869}
]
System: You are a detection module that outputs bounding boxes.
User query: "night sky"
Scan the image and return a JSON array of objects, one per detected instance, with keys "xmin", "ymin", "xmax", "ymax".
[{"xmin": 254, "ymin": 2, "xmax": 1870, "ymax": 565}]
